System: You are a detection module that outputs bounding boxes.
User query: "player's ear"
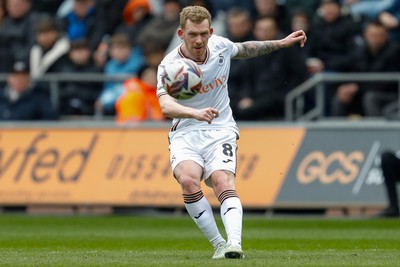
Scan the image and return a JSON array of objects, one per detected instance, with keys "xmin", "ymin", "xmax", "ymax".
[
  {"xmin": 178, "ymin": 29, "xmax": 184, "ymax": 39},
  {"xmin": 209, "ymin": 27, "xmax": 214, "ymax": 35}
]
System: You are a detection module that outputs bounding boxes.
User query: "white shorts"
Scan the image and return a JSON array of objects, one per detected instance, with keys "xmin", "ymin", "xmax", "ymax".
[{"xmin": 169, "ymin": 129, "xmax": 238, "ymax": 186}]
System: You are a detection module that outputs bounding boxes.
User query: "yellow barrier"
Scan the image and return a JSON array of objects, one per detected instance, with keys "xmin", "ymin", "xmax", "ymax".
[{"xmin": 0, "ymin": 128, "xmax": 305, "ymax": 207}]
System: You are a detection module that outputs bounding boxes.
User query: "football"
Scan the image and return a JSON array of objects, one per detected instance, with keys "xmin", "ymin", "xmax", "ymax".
[{"xmin": 161, "ymin": 58, "xmax": 203, "ymax": 100}]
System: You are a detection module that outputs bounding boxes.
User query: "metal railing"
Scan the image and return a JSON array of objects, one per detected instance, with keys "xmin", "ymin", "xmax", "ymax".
[
  {"xmin": 2, "ymin": 72, "xmax": 400, "ymax": 121},
  {"xmin": 285, "ymin": 73, "xmax": 400, "ymax": 121},
  {"xmin": 0, "ymin": 73, "xmax": 133, "ymax": 114}
]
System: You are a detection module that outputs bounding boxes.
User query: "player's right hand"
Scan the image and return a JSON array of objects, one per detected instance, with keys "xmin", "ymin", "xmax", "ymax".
[{"xmin": 194, "ymin": 108, "xmax": 219, "ymax": 124}]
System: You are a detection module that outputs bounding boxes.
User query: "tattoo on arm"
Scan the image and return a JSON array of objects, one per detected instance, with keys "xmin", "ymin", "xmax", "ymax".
[{"xmin": 233, "ymin": 40, "xmax": 281, "ymax": 59}]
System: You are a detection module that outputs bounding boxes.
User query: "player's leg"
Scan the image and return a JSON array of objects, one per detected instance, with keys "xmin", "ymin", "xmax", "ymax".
[
  {"xmin": 174, "ymin": 160, "xmax": 225, "ymax": 258},
  {"xmin": 210, "ymin": 170, "xmax": 244, "ymax": 259},
  {"xmin": 202, "ymin": 129, "xmax": 244, "ymax": 259}
]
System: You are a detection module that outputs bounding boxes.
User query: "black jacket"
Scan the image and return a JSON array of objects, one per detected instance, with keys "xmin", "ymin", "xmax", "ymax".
[
  {"xmin": 308, "ymin": 15, "xmax": 360, "ymax": 72},
  {"xmin": 0, "ymin": 87, "xmax": 58, "ymax": 121},
  {"xmin": 349, "ymin": 40, "xmax": 400, "ymax": 93},
  {"xmin": 1, "ymin": 12, "xmax": 38, "ymax": 63}
]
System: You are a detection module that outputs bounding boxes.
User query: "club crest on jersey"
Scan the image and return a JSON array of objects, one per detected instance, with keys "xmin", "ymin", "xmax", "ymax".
[{"xmin": 218, "ymin": 54, "xmax": 224, "ymax": 65}]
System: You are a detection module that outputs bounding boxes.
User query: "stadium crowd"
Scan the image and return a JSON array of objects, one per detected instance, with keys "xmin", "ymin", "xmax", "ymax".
[{"xmin": 0, "ymin": 0, "xmax": 399, "ymax": 122}]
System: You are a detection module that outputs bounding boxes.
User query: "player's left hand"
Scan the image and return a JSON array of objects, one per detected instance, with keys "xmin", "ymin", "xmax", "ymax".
[{"xmin": 282, "ymin": 30, "xmax": 307, "ymax": 48}]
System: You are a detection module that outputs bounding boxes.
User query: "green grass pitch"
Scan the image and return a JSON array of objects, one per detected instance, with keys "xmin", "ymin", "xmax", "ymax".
[{"xmin": 0, "ymin": 214, "xmax": 399, "ymax": 266}]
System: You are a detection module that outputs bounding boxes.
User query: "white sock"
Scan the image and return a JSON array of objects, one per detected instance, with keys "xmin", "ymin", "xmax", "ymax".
[
  {"xmin": 219, "ymin": 190, "xmax": 243, "ymax": 246},
  {"xmin": 184, "ymin": 191, "xmax": 225, "ymax": 248}
]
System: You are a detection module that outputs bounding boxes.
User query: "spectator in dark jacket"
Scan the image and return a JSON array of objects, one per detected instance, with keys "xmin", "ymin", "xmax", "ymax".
[
  {"xmin": 1, "ymin": 0, "xmax": 38, "ymax": 63},
  {"xmin": 0, "ymin": 0, "xmax": 12, "ymax": 73},
  {"xmin": 59, "ymin": 39, "xmax": 102, "ymax": 116},
  {"xmin": 331, "ymin": 21, "xmax": 400, "ymax": 117},
  {"xmin": 234, "ymin": 17, "xmax": 308, "ymax": 120},
  {"xmin": 306, "ymin": 0, "xmax": 361, "ymax": 74},
  {"xmin": 0, "ymin": 61, "xmax": 58, "ymax": 120},
  {"xmin": 224, "ymin": 8, "xmax": 254, "ymax": 119}
]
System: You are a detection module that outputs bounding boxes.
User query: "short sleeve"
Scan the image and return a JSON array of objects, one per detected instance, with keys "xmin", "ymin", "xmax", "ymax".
[{"xmin": 211, "ymin": 35, "xmax": 239, "ymax": 58}]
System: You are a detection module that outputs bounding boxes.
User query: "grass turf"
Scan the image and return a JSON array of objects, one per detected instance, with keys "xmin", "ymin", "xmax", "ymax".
[{"xmin": 0, "ymin": 214, "xmax": 399, "ymax": 266}]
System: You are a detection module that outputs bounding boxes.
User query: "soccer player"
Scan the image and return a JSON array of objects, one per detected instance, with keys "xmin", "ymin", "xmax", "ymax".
[{"xmin": 156, "ymin": 5, "xmax": 307, "ymax": 259}]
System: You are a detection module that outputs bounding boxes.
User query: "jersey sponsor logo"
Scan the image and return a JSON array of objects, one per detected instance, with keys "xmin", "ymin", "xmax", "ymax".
[
  {"xmin": 222, "ymin": 159, "xmax": 233, "ymax": 163},
  {"xmin": 198, "ymin": 75, "xmax": 227, "ymax": 94}
]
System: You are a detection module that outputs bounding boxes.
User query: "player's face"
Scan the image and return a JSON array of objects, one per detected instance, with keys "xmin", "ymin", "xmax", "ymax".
[{"xmin": 179, "ymin": 19, "xmax": 213, "ymax": 61}]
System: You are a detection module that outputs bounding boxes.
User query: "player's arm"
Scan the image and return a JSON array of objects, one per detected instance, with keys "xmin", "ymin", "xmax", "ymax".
[
  {"xmin": 158, "ymin": 94, "xmax": 219, "ymax": 124},
  {"xmin": 233, "ymin": 30, "xmax": 307, "ymax": 59}
]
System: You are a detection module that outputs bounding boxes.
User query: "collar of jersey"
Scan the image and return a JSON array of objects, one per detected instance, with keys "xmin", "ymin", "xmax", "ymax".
[{"xmin": 178, "ymin": 44, "xmax": 210, "ymax": 65}]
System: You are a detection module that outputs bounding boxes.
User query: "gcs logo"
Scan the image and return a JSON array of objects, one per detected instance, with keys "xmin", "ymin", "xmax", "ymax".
[{"xmin": 297, "ymin": 151, "xmax": 364, "ymax": 184}]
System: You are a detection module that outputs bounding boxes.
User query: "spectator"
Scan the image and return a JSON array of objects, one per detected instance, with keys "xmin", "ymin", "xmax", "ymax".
[
  {"xmin": 114, "ymin": 38, "xmax": 165, "ymax": 123},
  {"xmin": 96, "ymin": 33, "xmax": 145, "ymax": 115},
  {"xmin": 224, "ymin": 7, "xmax": 254, "ymax": 118},
  {"xmin": 59, "ymin": 39, "xmax": 102, "ymax": 116},
  {"xmin": 254, "ymin": 0, "xmax": 291, "ymax": 34},
  {"xmin": 0, "ymin": 0, "xmax": 12, "ymax": 73},
  {"xmin": 307, "ymin": 0, "xmax": 360, "ymax": 74},
  {"xmin": 95, "ymin": 0, "xmax": 128, "ymax": 37},
  {"xmin": 306, "ymin": 0, "xmax": 361, "ymax": 116},
  {"xmin": 30, "ymin": 17, "xmax": 70, "ymax": 79},
  {"xmin": 0, "ymin": 61, "xmax": 58, "ymax": 120},
  {"xmin": 116, "ymin": 0, "xmax": 154, "ymax": 46},
  {"xmin": 115, "ymin": 66, "xmax": 164, "ymax": 123},
  {"xmin": 331, "ymin": 21, "xmax": 400, "ymax": 117},
  {"xmin": 2, "ymin": 0, "xmax": 38, "ymax": 63},
  {"xmin": 60, "ymin": 0, "xmax": 104, "ymax": 52},
  {"xmin": 234, "ymin": 17, "xmax": 307, "ymax": 120},
  {"xmin": 225, "ymin": 7, "xmax": 254, "ymax": 42},
  {"xmin": 378, "ymin": 150, "xmax": 400, "ymax": 217},
  {"xmin": 136, "ymin": 0, "xmax": 182, "ymax": 50}
]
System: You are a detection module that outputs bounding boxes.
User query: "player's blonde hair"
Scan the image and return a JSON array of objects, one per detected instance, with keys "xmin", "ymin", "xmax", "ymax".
[{"xmin": 180, "ymin": 5, "xmax": 211, "ymax": 30}]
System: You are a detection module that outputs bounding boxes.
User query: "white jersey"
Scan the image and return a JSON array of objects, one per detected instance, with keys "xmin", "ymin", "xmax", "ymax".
[{"xmin": 157, "ymin": 34, "xmax": 239, "ymax": 137}]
